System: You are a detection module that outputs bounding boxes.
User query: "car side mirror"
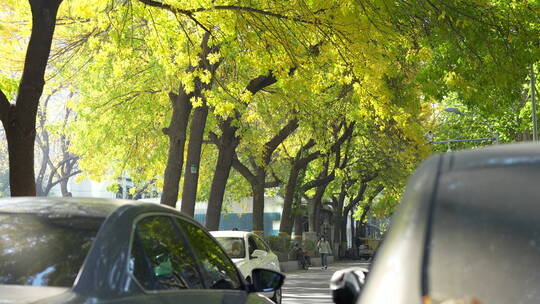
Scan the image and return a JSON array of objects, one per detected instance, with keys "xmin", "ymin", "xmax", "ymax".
[
  {"xmin": 250, "ymin": 249, "xmax": 267, "ymax": 259},
  {"xmin": 249, "ymin": 268, "xmax": 285, "ymax": 293},
  {"xmin": 330, "ymin": 267, "xmax": 368, "ymax": 304}
]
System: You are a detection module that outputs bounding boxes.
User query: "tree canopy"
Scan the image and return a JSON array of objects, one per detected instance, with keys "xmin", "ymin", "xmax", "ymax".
[{"xmin": 0, "ymin": 0, "xmax": 538, "ymax": 237}]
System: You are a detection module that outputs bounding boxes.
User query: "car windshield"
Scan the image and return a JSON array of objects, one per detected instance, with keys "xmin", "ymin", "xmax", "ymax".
[
  {"xmin": 0, "ymin": 213, "xmax": 104, "ymax": 287},
  {"xmin": 214, "ymin": 237, "xmax": 245, "ymax": 259}
]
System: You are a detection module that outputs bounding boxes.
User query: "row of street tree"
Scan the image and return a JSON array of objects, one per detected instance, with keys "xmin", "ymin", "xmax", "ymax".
[{"xmin": 0, "ymin": 1, "xmax": 538, "ymax": 246}]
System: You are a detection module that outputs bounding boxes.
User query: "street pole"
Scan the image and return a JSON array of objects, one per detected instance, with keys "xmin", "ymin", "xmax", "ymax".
[{"xmin": 532, "ymin": 64, "xmax": 538, "ymax": 141}]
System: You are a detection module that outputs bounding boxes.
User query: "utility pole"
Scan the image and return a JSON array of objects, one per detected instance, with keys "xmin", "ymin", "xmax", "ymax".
[{"xmin": 532, "ymin": 64, "xmax": 538, "ymax": 141}]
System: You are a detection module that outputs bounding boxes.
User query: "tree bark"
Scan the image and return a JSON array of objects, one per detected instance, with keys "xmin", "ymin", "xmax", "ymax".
[
  {"xmin": 179, "ymin": 32, "xmax": 220, "ymax": 215},
  {"xmin": 252, "ymin": 173, "xmax": 266, "ymax": 234},
  {"xmin": 60, "ymin": 171, "xmax": 72, "ymax": 197},
  {"xmin": 350, "ymin": 211, "xmax": 356, "ymax": 258},
  {"xmin": 35, "ymin": 93, "xmax": 53, "ymax": 196},
  {"xmin": 205, "ymin": 119, "xmax": 239, "ymax": 231},
  {"xmin": 0, "ymin": 0, "xmax": 63, "ymax": 196},
  {"xmin": 35, "ymin": 130, "xmax": 49, "ymax": 196},
  {"xmin": 312, "ymin": 181, "xmax": 327, "ymax": 234},
  {"xmin": 293, "ymin": 212, "xmax": 304, "ymax": 242},
  {"xmin": 358, "ymin": 185, "xmax": 384, "ymax": 225},
  {"xmin": 333, "ymin": 184, "xmax": 347, "ymax": 257},
  {"xmin": 306, "ymin": 159, "xmax": 330, "ymax": 232},
  {"xmin": 160, "ymin": 91, "xmax": 192, "ymax": 207},
  {"xmin": 340, "ymin": 210, "xmax": 348, "ymax": 254},
  {"xmin": 161, "ymin": 32, "xmax": 217, "ymax": 209},
  {"xmin": 204, "ymin": 67, "xmax": 295, "ymax": 229},
  {"xmin": 279, "ymin": 163, "xmax": 300, "ymax": 236},
  {"xmin": 279, "ymin": 140, "xmax": 317, "ymax": 236},
  {"xmin": 181, "ymin": 104, "xmax": 209, "ymax": 216},
  {"xmin": 232, "ymin": 119, "xmax": 299, "ymax": 234}
]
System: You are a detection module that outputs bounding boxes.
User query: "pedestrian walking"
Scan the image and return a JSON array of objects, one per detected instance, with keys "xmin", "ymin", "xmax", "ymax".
[{"xmin": 317, "ymin": 236, "xmax": 332, "ymax": 269}]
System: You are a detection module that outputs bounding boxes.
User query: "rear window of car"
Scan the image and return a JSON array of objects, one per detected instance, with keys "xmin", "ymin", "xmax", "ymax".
[
  {"xmin": 0, "ymin": 213, "xmax": 103, "ymax": 287},
  {"xmin": 214, "ymin": 237, "xmax": 246, "ymax": 259},
  {"xmin": 427, "ymin": 168, "xmax": 540, "ymax": 304}
]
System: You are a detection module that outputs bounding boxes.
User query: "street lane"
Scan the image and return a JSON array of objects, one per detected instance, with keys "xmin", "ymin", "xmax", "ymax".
[{"xmin": 282, "ymin": 261, "xmax": 370, "ymax": 304}]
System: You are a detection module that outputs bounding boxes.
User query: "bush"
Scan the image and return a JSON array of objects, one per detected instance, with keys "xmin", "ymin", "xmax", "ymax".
[
  {"xmin": 264, "ymin": 235, "xmax": 292, "ymax": 261},
  {"xmin": 302, "ymin": 240, "xmax": 318, "ymax": 257}
]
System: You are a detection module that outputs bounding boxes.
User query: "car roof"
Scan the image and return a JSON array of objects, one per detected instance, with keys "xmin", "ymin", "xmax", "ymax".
[
  {"xmin": 360, "ymin": 142, "xmax": 540, "ymax": 304},
  {"xmin": 210, "ymin": 230, "xmax": 251, "ymax": 238},
  {"xmin": 0, "ymin": 197, "xmax": 190, "ymax": 221},
  {"xmin": 0, "ymin": 197, "xmax": 135, "ymax": 218},
  {"xmin": 0, "ymin": 197, "xmax": 217, "ymax": 299}
]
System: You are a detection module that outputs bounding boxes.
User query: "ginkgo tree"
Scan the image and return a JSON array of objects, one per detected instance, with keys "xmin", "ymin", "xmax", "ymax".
[
  {"xmin": 0, "ymin": 0, "xmax": 64, "ymax": 196},
  {"xmin": 2, "ymin": 0, "xmax": 536, "ymax": 248}
]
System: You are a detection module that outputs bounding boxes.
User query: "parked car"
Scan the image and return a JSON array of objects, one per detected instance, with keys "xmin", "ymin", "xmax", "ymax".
[
  {"xmin": 331, "ymin": 143, "xmax": 540, "ymax": 304},
  {"xmin": 0, "ymin": 197, "xmax": 284, "ymax": 304},
  {"xmin": 210, "ymin": 230, "xmax": 282, "ymax": 303}
]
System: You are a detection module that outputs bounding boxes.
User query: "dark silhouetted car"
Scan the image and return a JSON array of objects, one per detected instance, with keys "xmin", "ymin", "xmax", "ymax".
[
  {"xmin": 331, "ymin": 143, "xmax": 540, "ymax": 304},
  {"xmin": 0, "ymin": 197, "xmax": 284, "ymax": 304}
]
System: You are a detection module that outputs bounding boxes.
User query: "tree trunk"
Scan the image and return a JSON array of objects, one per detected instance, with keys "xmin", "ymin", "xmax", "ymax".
[
  {"xmin": 311, "ymin": 182, "xmax": 326, "ymax": 234},
  {"xmin": 35, "ymin": 97, "xmax": 52, "ymax": 197},
  {"xmin": 340, "ymin": 211, "xmax": 348, "ymax": 256},
  {"xmin": 60, "ymin": 176, "xmax": 71, "ymax": 197},
  {"xmin": 279, "ymin": 164, "xmax": 300, "ymax": 236},
  {"xmin": 0, "ymin": 0, "xmax": 63, "ymax": 196},
  {"xmin": 333, "ymin": 185, "xmax": 347, "ymax": 257},
  {"xmin": 232, "ymin": 119, "xmax": 298, "ymax": 234},
  {"xmin": 160, "ymin": 32, "xmax": 217, "ymax": 209},
  {"xmin": 4, "ymin": 128, "xmax": 37, "ymax": 196},
  {"xmin": 35, "ymin": 133, "xmax": 49, "ymax": 197},
  {"xmin": 252, "ymin": 173, "xmax": 266, "ymax": 234},
  {"xmin": 293, "ymin": 212, "xmax": 304, "ymax": 242},
  {"xmin": 181, "ymin": 104, "xmax": 209, "ymax": 216},
  {"xmin": 350, "ymin": 211, "xmax": 356, "ymax": 258},
  {"xmin": 59, "ymin": 158, "xmax": 76, "ymax": 197},
  {"xmin": 160, "ymin": 91, "xmax": 192, "ymax": 207},
  {"xmin": 205, "ymin": 119, "xmax": 239, "ymax": 231}
]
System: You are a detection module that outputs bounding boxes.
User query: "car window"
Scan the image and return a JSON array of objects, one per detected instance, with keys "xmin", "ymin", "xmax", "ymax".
[
  {"xmin": 248, "ymin": 236, "xmax": 258, "ymax": 255},
  {"xmin": 0, "ymin": 213, "xmax": 103, "ymax": 287},
  {"xmin": 214, "ymin": 237, "xmax": 246, "ymax": 259},
  {"xmin": 253, "ymin": 236, "xmax": 269, "ymax": 252},
  {"xmin": 130, "ymin": 216, "xmax": 204, "ymax": 290},
  {"xmin": 175, "ymin": 219, "xmax": 243, "ymax": 290}
]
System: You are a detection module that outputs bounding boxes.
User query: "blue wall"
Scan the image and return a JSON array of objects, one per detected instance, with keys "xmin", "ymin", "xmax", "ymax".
[{"xmin": 194, "ymin": 212, "xmax": 281, "ymax": 236}]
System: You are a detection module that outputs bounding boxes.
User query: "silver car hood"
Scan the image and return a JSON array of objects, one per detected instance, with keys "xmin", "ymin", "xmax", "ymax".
[{"xmin": 0, "ymin": 285, "xmax": 70, "ymax": 304}]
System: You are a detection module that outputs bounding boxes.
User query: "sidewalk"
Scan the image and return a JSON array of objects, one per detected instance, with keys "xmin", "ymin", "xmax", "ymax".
[
  {"xmin": 282, "ymin": 260, "xmax": 370, "ymax": 304},
  {"xmin": 280, "ymin": 255, "xmax": 335, "ymax": 272}
]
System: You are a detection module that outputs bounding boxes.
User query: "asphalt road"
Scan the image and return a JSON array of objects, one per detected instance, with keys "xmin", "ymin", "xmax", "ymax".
[{"xmin": 282, "ymin": 261, "xmax": 370, "ymax": 304}]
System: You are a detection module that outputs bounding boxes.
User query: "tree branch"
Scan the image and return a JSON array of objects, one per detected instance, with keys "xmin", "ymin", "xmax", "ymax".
[
  {"xmin": 44, "ymin": 169, "xmax": 82, "ymax": 193},
  {"xmin": 359, "ymin": 185, "xmax": 384, "ymax": 224},
  {"xmin": 137, "ymin": 0, "xmax": 319, "ymax": 24},
  {"xmin": 264, "ymin": 179, "xmax": 282, "ymax": 188},
  {"xmin": 301, "ymin": 173, "xmax": 335, "ymax": 192},
  {"xmin": 208, "ymin": 131, "xmax": 221, "ymax": 147},
  {"xmin": 232, "ymin": 155, "xmax": 257, "ymax": 185},
  {"xmin": 330, "ymin": 121, "xmax": 356, "ymax": 154},
  {"xmin": 296, "ymin": 121, "xmax": 354, "ymax": 169},
  {"xmin": 246, "ymin": 73, "xmax": 279, "ymax": 94},
  {"xmin": 133, "ymin": 178, "xmax": 157, "ymax": 200},
  {"xmin": 344, "ymin": 174, "xmax": 380, "ymax": 216},
  {"xmin": 263, "ymin": 118, "xmax": 299, "ymax": 164},
  {"xmin": 297, "ymin": 139, "xmax": 320, "ymax": 167}
]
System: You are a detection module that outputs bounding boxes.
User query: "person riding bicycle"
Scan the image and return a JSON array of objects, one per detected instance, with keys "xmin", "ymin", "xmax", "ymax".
[{"xmin": 292, "ymin": 242, "xmax": 311, "ymax": 269}]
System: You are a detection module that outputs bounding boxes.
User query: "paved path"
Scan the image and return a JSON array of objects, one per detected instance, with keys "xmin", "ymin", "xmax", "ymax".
[{"xmin": 282, "ymin": 261, "xmax": 370, "ymax": 304}]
